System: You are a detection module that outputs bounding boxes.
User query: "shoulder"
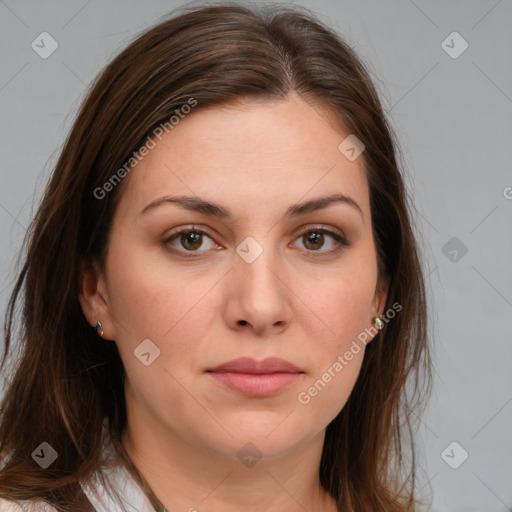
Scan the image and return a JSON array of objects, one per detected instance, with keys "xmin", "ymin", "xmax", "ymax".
[{"xmin": 0, "ymin": 498, "xmax": 58, "ymax": 511}]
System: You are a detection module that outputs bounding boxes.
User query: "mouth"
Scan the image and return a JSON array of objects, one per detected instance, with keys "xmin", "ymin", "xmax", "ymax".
[{"xmin": 206, "ymin": 357, "xmax": 305, "ymax": 397}]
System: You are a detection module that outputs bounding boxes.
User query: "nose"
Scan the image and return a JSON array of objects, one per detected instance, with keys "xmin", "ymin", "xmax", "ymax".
[{"xmin": 223, "ymin": 239, "xmax": 293, "ymax": 337}]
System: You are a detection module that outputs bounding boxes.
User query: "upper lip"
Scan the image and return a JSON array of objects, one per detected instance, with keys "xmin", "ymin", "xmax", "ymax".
[{"xmin": 207, "ymin": 357, "xmax": 304, "ymax": 374}]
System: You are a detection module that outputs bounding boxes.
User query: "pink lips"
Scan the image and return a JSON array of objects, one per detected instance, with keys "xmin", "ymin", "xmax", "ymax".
[{"xmin": 207, "ymin": 357, "xmax": 304, "ymax": 397}]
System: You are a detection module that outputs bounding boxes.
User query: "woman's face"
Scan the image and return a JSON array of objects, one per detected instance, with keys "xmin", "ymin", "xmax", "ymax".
[{"xmin": 82, "ymin": 93, "xmax": 387, "ymax": 460}]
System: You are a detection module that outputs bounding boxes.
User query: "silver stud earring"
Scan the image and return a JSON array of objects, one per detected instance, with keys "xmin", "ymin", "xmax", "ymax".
[
  {"xmin": 94, "ymin": 321, "xmax": 104, "ymax": 338},
  {"xmin": 372, "ymin": 317, "xmax": 384, "ymax": 330}
]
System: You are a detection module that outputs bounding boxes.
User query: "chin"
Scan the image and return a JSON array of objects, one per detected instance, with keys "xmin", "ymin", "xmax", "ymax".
[{"xmin": 201, "ymin": 422, "xmax": 314, "ymax": 462}]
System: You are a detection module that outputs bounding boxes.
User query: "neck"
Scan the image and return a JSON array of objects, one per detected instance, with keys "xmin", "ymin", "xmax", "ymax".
[{"xmin": 120, "ymin": 411, "xmax": 338, "ymax": 512}]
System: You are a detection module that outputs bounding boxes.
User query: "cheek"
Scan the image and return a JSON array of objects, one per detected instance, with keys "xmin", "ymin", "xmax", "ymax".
[
  {"xmin": 104, "ymin": 241, "xmax": 221, "ymax": 387},
  {"xmin": 305, "ymin": 262, "xmax": 377, "ymax": 348},
  {"xmin": 105, "ymin": 253, "xmax": 211, "ymax": 419},
  {"xmin": 296, "ymin": 351, "xmax": 364, "ymax": 422},
  {"xmin": 105, "ymin": 238, "xmax": 206, "ymax": 338},
  {"xmin": 295, "ymin": 279, "xmax": 370, "ymax": 424},
  {"xmin": 293, "ymin": 256, "xmax": 377, "ymax": 420}
]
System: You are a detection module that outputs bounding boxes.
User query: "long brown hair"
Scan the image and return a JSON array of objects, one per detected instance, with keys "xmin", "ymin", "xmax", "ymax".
[{"xmin": 0, "ymin": 3, "xmax": 431, "ymax": 511}]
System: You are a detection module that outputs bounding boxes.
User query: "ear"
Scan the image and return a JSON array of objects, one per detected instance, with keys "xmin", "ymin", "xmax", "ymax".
[
  {"xmin": 372, "ymin": 277, "xmax": 389, "ymax": 318},
  {"xmin": 78, "ymin": 259, "xmax": 115, "ymax": 340},
  {"xmin": 367, "ymin": 277, "xmax": 390, "ymax": 342}
]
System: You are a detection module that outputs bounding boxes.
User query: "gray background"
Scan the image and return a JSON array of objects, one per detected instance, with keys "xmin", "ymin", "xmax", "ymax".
[{"xmin": 1, "ymin": 0, "xmax": 511, "ymax": 510}]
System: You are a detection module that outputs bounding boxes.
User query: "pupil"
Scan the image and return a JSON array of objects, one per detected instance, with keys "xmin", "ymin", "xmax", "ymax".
[
  {"xmin": 183, "ymin": 232, "xmax": 201, "ymax": 249},
  {"xmin": 306, "ymin": 232, "xmax": 323, "ymax": 249}
]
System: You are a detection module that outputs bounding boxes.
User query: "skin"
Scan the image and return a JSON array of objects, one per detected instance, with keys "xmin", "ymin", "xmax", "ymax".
[{"xmin": 79, "ymin": 92, "xmax": 388, "ymax": 512}]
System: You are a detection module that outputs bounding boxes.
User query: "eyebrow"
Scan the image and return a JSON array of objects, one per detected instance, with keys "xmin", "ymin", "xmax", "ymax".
[{"xmin": 140, "ymin": 193, "xmax": 363, "ymax": 219}]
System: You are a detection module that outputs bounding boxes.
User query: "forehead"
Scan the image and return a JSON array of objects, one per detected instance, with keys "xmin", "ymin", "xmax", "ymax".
[{"xmin": 115, "ymin": 94, "xmax": 370, "ymax": 221}]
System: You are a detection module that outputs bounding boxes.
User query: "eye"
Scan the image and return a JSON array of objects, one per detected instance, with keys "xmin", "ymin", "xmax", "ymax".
[
  {"xmin": 163, "ymin": 225, "xmax": 348, "ymax": 259},
  {"xmin": 293, "ymin": 226, "xmax": 348, "ymax": 255},
  {"xmin": 163, "ymin": 226, "xmax": 220, "ymax": 257}
]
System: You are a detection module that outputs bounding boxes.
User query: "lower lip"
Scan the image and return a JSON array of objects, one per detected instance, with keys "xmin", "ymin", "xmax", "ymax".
[{"xmin": 208, "ymin": 371, "xmax": 303, "ymax": 397}]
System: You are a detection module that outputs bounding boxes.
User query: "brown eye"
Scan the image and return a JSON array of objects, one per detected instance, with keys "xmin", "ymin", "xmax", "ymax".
[
  {"xmin": 164, "ymin": 228, "xmax": 219, "ymax": 257},
  {"xmin": 180, "ymin": 231, "xmax": 203, "ymax": 251},
  {"xmin": 294, "ymin": 228, "xmax": 348, "ymax": 255},
  {"xmin": 302, "ymin": 232, "xmax": 325, "ymax": 250}
]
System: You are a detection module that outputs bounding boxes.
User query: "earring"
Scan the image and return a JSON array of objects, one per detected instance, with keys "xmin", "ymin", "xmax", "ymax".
[
  {"xmin": 94, "ymin": 321, "xmax": 104, "ymax": 338},
  {"xmin": 372, "ymin": 317, "xmax": 384, "ymax": 330}
]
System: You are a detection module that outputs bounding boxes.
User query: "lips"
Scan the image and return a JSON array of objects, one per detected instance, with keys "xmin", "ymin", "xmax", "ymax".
[
  {"xmin": 207, "ymin": 357, "xmax": 304, "ymax": 397},
  {"xmin": 207, "ymin": 357, "xmax": 304, "ymax": 374}
]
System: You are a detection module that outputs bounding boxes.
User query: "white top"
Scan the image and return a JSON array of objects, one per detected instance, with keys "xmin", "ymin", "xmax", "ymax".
[
  {"xmin": 0, "ymin": 462, "xmax": 155, "ymax": 511},
  {"xmin": 82, "ymin": 461, "xmax": 156, "ymax": 512},
  {"xmin": 0, "ymin": 423, "xmax": 156, "ymax": 512}
]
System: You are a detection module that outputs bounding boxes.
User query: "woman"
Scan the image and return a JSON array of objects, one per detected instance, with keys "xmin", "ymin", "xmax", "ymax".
[{"xmin": 0, "ymin": 3, "xmax": 431, "ymax": 511}]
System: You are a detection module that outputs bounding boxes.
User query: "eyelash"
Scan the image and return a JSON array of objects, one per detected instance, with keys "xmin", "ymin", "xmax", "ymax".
[{"xmin": 162, "ymin": 225, "xmax": 348, "ymax": 259}]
